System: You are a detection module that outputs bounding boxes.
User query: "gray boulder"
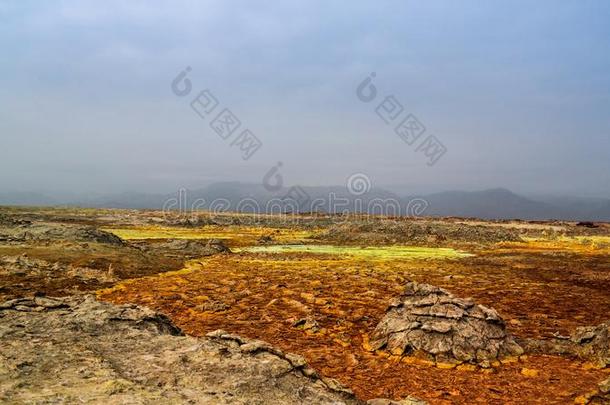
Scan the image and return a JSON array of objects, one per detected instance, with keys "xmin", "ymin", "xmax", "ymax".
[{"xmin": 369, "ymin": 282, "xmax": 523, "ymax": 366}]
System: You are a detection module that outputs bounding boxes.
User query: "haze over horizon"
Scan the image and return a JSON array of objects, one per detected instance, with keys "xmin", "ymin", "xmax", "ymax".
[{"xmin": 2, "ymin": 1, "xmax": 610, "ymax": 198}]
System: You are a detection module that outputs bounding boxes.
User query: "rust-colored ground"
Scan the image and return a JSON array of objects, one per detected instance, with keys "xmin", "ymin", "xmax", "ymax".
[{"xmin": 99, "ymin": 246, "xmax": 610, "ymax": 404}]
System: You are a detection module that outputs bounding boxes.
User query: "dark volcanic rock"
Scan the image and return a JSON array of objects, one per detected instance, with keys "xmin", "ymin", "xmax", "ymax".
[
  {"xmin": 369, "ymin": 282, "xmax": 523, "ymax": 366},
  {"xmin": 74, "ymin": 226, "xmax": 125, "ymax": 245}
]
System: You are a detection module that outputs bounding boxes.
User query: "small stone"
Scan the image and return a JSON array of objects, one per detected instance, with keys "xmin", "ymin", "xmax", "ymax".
[
  {"xmin": 302, "ymin": 367, "xmax": 318, "ymax": 378},
  {"xmin": 292, "ymin": 317, "xmax": 320, "ymax": 333},
  {"xmin": 202, "ymin": 300, "xmax": 230, "ymax": 312},
  {"xmin": 239, "ymin": 340, "xmax": 277, "ymax": 355},
  {"xmin": 520, "ymin": 368, "xmax": 539, "ymax": 377},
  {"xmin": 285, "ymin": 353, "xmax": 307, "ymax": 368},
  {"xmin": 456, "ymin": 364, "xmax": 477, "ymax": 372}
]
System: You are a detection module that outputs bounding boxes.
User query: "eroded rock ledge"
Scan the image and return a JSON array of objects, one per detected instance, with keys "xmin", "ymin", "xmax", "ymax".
[
  {"xmin": 0, "ymin": 295, "xmax": 425, "ymax": 404},
  {"xmin": 520, "ymin": 321, "xmax": 610, "ymax": 368},
  {"xmin": 369, "ymin": 282, "xmax": 523, "ymax": 367}
]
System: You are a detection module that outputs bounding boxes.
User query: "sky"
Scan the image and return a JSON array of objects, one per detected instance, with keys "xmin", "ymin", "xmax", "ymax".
[{"xmin": 1, "ymin": 0, "xmax": 609, "ymax": 198}]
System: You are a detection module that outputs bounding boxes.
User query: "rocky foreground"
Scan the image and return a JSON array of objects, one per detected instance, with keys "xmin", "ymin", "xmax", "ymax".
[{"xmin": 0, "ymin": 295, "xmax": 423, "ymax": 405}]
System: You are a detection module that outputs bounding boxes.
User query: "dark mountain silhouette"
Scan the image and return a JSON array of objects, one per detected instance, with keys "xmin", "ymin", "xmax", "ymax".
[
  {"xmin": 1, "ymin": 184, "xmax": 609, "ymax": 221},
  {"xmin": 416, "ymin": 188, "xmax": 558, "ymax": 220}
]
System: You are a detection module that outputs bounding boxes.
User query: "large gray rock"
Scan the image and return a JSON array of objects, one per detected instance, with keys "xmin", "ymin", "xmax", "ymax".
[
  {"xmin": 0, "ymin": 295, "xmax": 361, "ymax": 404},
  {"xmin": 369, "ymin": 282, "xmax": 523, "ymax": 366}
]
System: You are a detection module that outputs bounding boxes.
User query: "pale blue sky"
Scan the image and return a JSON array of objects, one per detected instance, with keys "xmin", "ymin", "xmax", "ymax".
[{"xmin": 1, "ymin": 1, "xmax": 609, "ymax": 197}]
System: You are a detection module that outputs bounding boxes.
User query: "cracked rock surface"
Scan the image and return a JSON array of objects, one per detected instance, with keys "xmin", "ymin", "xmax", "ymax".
[
  {"xmin": 0, "ymin": 295, "xmax": 362, "ymax": 404},
  {"xmin": 569, "ymin": 322, "xmax": 610, "ymax": 368},
  {"xmin": 0, "ymin": 255, "xmax": 118, "ymax": 283},
  {"xmin": 369, "ymin": 282, "xmax": 523, "ymax": 366},
  {"xmin": 521, "ymin": 321, "xmax": 610, "ymax": 368},
  {"xmin": 134, "ymin": 238, "xmax": 231, "ymax": 258}
]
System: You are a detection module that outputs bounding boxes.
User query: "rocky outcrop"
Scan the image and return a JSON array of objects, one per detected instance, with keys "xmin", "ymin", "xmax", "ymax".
[
  {"xmin": 319, "ymin": 221, "xmax": 522, "ymax": 246},
  {"xmin": 369, "ymin": 282, "xmax": 523, "ymax": 366},
  {"xmin": 0, "ymin": 222, "xmax": 124, "ymax": 245},
  {"xmin": 206, "ymin": 238, "xmax": 231, "ymax": 253},
  {"xmin": 0, "ymin": 255, "xmax": 117, "ymax": 283},
  {"xmin": 144, "ymin": 238, "xmax": 231, "ymax": 258},
  {"xmin": 74, "ymin": 226, "xmax": 125, "ymax": 245},
  {"xmin": 0, "ymin": 295, "xmax": 362, "ymax": 404},
  {"xmin": 521, "ymin": 321, "xmax": 610, "ymax": 368},
  {"xmin": 570, "ymin": 322, "xmax": 610, "ymax": 367}
]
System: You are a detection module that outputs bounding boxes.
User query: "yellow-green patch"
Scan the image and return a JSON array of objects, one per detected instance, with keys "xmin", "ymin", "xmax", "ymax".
[
  {"xmin": 101, "ymin": 225, "xmax": 319, "ymax": 247},
  {"xmin": 236, "ymin": 244, "xmax": 472, "ymax": 260},
  {"xmin": 101, "ymin": 226, "xmax": 230, "ymax": 240}
]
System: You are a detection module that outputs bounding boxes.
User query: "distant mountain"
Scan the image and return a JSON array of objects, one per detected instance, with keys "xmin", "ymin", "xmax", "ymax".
[
  {"xmin": 0, "ymin": 192, "xmax": 58, "ymax": 207},
  {"xmin": 532, "ymin": 195, "xmax": 610, "ymax": 221},
  {"xmin": 1, "ymin": 184, "xmax": 609, "ymax": 221},
  {"xmin": 76, "ymin": 192, "xmax": 170, "ymax": 210},
  {"xmin": 415, "ymin": 188, "xmax": 558, "ymax": 220},
  {"xmin": 152, "ymin": 182, "xmax": 404, "ymax": 214}
]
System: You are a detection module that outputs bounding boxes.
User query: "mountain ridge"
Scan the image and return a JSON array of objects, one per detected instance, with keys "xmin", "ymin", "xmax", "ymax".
[{"xmin": 1, "ymin": 183, "xmax": 609, "ymax": 221}]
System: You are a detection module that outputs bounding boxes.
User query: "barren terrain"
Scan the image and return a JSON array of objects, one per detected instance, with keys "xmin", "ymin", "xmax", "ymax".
[{"xmin": 1, "ymin": 207, "xmax": 609, "ymax": 404}]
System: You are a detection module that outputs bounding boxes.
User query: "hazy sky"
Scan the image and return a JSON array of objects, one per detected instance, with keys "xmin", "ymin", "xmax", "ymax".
[{"xmin": 1, "ymin": 1, "xmax": 609, "ymax": 197}]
